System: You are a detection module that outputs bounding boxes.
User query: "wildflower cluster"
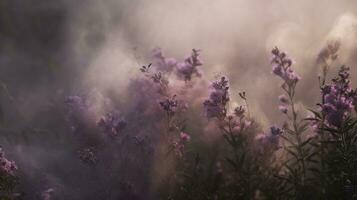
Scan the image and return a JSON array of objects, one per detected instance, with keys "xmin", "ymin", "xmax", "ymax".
[
  {"xmin": 203, "ymin": 77, "xmax": 252, "ymax": 137},
  {"xmin": 203, "ymin": 76, "xmax": 229, "ymax": 119},
  {"xmin": 271, "ymin": 47, "xmax": 301, "ymax": 85},
  {"xmin": 151, "ymin": 48, "xmax": 203, "ymax": 81},
  {"xmin": 176, "ymin": 49, "xmax": 203, "ymax": 81},
  {"xmin": 321, "ymin": 66, "xmax": 356, "ymax": 127},
  {"xmin": 7, "ymin": 43, "xmax": 357, "ymax": 200},
  {"xmin": 0, "ymin": 148, "xmax": 17, "ymax": 177},
  {"xmin": 159, "ymin": 95, "xmax": 178, "ymax": 115},
  {"xmin": 0, "ymin": 148, "xmax": 18, "ymax": 199},
  {"xmin": 140, "ymin": 63, "xmax": 169, "ymax": 96},
  {"xmin": 278, "ymin": 95, "xmax": 289, "ymax": 114},
  {"xmin": 97, "ymin": 112, "xmax": 127, "ymax": 137},
  {"xmin": 307, "ymin": 65, "xmax": 357, "ymax": 199},
  {"xmin": 256, "ymin": 125, "xmax": 283, "ymax": 148},
  {"xmin": 152, "ymin": 48, "xmax": 178, "ymax": 72},
  {"xmin": 270, "ymin": 47, "xmax": 314, "ymax": 198},
  {"xmin": 172, "ymin": 132, "xmax": 191, "ymax": 157}
]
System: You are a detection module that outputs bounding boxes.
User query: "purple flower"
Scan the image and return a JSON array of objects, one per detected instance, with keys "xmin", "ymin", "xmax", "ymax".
[
  {"xmin": 255, "ymin": 125, "xmax": 282, "ymax": 148},
  {"xmin": 151, "ymin": 72, "xmax": 168, "ymax": 85},
  {"xmin": 325, "ymin": 109, "xmax": 344, "ymax": 128},
  {"xmin": 0, "ymin": 148, "xmax": 17, "ymax": 176},
  {"xmin": 159, "ymin": 95, "xmax": 178, "ymax": 114},
  {"xmin": 97, "ymin": 112, "xmax": 127, "ymax": 137},
  {"xmin": 203, "ymin": 100, "xmax": 225, "ymax": 119},
  {"xmin": 173, "ymin": 132, "xmax": 191, "ymax": 157},
  {"xmin": 180, "ymin": 132, "xmax": 191, "ymax": 142},
  {"xmin": 270, "ymin": 125, "xmax": 283, "ymax": 136},
  {"xmin": 176, "ymin": 49, "xmax": 203, "ymax": 81},
  {"xmin": 210, "ymin": 90, "xmax": 225, "ymax": 104},
  {"xmin": 279, "ymin": 105, "xmax": 288, "ymax": 114},
  {"xmin": 278, "ymin": 95, "xmax": 289, "ymax": 104},
  {"xmin": 272, "ymin": 64, "xmax": 283, "ymax": 77},
  {"xmin": 152, "ymin": 48, "xmax": 177, "ymax": 72},
  {"xmin": 271, "ymin": 47, "xmax": 301, "ymax": 85},
  {"xmin": 203, "ymin": 77, "xmax": 230, "ymax": 119},
  {"xmin": 321, "ymin": 66, "xmax": 355, "ymax": 127},
  {"xmin": 266, "ymin": 126, "xmax": 283, "ymax": 146},
  {"xmin": 151, "ymin": 48, "xmax": 203, "ymax": 82}
]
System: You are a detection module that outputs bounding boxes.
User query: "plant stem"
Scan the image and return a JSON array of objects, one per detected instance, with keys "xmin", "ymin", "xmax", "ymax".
[{"xmin": 287, "ymin": 84, "xmax": 306, "ymax": 187}]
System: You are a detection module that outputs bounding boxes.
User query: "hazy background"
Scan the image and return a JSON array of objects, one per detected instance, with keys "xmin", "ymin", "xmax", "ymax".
[
  {"xmin": 1, "ymin": 0, "xmax": 357, "ymax": 126},
  {"xmin": 0, "ymin": 0, "xmax": 357, "ymax": 199}
]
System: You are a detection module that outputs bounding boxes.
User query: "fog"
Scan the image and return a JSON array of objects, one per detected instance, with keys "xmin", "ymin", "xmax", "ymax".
[{"xmin": 0, "ymin": 0, "xmax": 357, "ymax": 199}]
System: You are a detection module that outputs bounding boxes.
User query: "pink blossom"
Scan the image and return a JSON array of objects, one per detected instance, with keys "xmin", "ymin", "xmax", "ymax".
[
  {"xmin": 278, "ymin": 95, "xmax": 289, "ymax": 104},
  {"xmin": 180, "ymin": 132, "xmax": 191, "ymax": 142},
  {"xmin": 279, "ymin": 105, "xmax": 288, "ymax": 114},
  {"xmin": 0, "ymin": 148, "xmax": 17, "ymax": 176}
]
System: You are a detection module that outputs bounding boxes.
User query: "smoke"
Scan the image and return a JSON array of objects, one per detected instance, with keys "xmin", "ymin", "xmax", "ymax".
[
  {"xmin": 0, "ymin": 0, "xmax": 357, "ymax": 199},
  {"xmin": 75, "ymin": 0, "xmax": 357, "ymax": 125}
]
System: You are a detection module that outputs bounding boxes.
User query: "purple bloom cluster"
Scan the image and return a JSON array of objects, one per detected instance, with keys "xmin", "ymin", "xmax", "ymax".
[
  {"xmin": 321, "ymin": 66, "xmax": 356, "ymax": 127},
  {"xmin": 140, "ymin": 63, "xmax": 169, "ymax": 86},
  {"xmin": 203, "ymin": 77, "xmax": 230, "ymax": 119},
  {"xmin": 159, "ymin": 95, "xmax": 178, "ymax": 114},
  {"xmin": 151, "ymin": 72, "xmax": 168, "ymax": 85},
  {"xmin": 152, "ymin": 48, "xmax": 178, "ymax": 72},
  {"xmin": 176, "ymin": 49, "xmax": 203, "ymax": 81},
  {"xmin": 152, "ymin": 48, "xmax": 203, "ymax": 80},
  {"xmin": 255, "ymin": 125, "xmax": 283, "ymax": 147},
  {"xmin": 172, "ymin": 132, "xmax": 191, "ymax": 157},
  {"xmin": 140, "ymin": 63, "xmax": 170, "ymax": 96},
  {"xmin": 225, "ymin": 106, "xmax": 251, "ymax": 135},
  {"xmin": 278, "ymin": 95, "xmax": 289, "ymax": 104},
  {"xmin": 271, "ymin": 47, "xmax": 301, "ymax": 85},
  {"xmin": 0, "ymin": 148, "xmax": 17, "ymax": 176},
  {"xmin": 97, "ymin": 112, "xmax": 127, "ymax": 137},
  {"xmin": 278, "ymin": 95, "xmax": 289, "ymax": 114}
]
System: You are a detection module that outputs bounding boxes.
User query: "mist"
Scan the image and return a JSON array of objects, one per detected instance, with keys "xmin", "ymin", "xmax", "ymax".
[{"xmin": 0, "ymin": 0, "xmax": 357, "ymax": 199}]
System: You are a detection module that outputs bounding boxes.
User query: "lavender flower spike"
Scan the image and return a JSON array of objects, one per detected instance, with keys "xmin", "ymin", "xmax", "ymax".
[
  {"xmin": 203, "ymin": 77, "xmax": 230, "ymax": 119},
  {"xmin": 321, "ymin": 66, "xmax": 355, "ymax": 127},
  {"xmin": 271, "ymin": 47, "xmax": 301, "ymax": 85}
]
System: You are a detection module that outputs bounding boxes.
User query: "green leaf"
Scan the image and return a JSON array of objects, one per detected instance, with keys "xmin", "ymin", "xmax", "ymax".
[
  {"xmin": 285, "ymin": 148, "xmax": 299, "ymax": 160},
  {"xmin": 300, "ymin": 138, "xmax": 312, "ymax": 147},
  {"xmin": 297, "ymin": 122, "xmax": 309, "ymax": 133},
  {"xmin": 280, "ymin": 135, "xmax": 297, "ymax": 146},
  {"xmin": 305, "ymin": 151, "xmax": 318, "ymax": 161},
  {"xmin": 307, "ymin": 109, "xmax": 322, "ymax": 119},
  {"xmin": 225, "ymin": 157, "xmax": 237, "ymax": 169}
]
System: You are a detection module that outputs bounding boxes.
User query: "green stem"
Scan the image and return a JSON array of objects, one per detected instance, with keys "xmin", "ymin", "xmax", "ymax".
[
  {"xmin": 287, "ymin": 84, "xmax": 306, "ymax": 187},
  {"xmin": 319, "ymin": 80, "xmax": 327, "ymax": 196}
]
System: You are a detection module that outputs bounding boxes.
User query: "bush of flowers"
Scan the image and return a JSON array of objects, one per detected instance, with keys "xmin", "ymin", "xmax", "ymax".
[{"xmin": 1, "ymin": 44, "xmax": 357, "ymax": 200}]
